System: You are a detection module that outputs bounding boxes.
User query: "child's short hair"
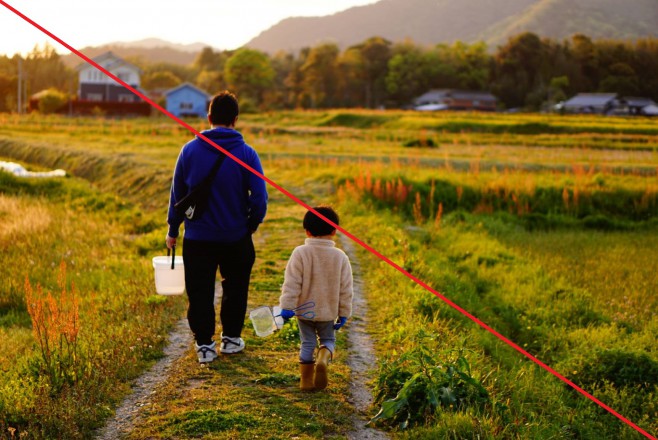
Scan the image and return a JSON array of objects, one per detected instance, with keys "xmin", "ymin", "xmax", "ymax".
[{"xmin": 303, "ymin": 206, "xmax": 339, "ymax": 237}]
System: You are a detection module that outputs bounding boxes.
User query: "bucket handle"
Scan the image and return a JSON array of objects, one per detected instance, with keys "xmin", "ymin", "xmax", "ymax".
[{"xmin": 167, "ymin": 245, "xmax": 176, "ymax": 270}]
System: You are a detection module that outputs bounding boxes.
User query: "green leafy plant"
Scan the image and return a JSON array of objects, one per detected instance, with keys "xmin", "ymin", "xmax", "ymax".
[{"xmin": 370, "ymin": 332, "xmax": 490, "ymax": 429}]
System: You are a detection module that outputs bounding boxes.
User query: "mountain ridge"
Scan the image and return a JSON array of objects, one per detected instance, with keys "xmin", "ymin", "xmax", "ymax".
[
  {"xmin": 246, "ymin": 0, "xmax": 658, "ymax": 53},
  {"xmin": 105, "ymin": 38, "xmax": 212, "ymax": 53},
  {"xmin": 62, "ymin": 40, "xmax": 207, "ymax": 68},
  {"xmin": 60, "ymin": 38, "xmax": 219, "ymax": 68}
]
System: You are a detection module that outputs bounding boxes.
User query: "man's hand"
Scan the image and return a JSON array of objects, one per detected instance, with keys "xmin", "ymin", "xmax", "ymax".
[{"xmin": 166, "ymin": 235, "xmax": 177, "ymax": 249}]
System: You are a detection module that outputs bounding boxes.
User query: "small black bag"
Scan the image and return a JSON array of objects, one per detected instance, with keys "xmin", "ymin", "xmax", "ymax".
[{"xmin": 174, "ymin": 153, "xmax": 226, "ymax": 221}]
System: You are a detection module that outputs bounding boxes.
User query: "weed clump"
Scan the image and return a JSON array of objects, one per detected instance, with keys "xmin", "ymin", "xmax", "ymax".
[
  {"xmin": 24, "ymin": 262, "xmax": 83, "ymax": 394},
  {"xmin": 581, "ymin": 214, "xmax": 629, "ymax": 231},
  {"xmin": 576, "ymin": 350, "xmax": 658, "ymax": 390},
  {"xmin": 318, "ymin": 112, "xmax": 392, "ymax": 128},
  {"xmin": 403, "ymin": 138, "xmax": 437, "ymax": 148},
  {"xmin": 370, "ymin": 332, "xmax": 490, "ymax": 429}
]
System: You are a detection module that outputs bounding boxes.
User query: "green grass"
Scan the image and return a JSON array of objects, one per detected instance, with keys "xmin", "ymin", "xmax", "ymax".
[{"xmin": 494, "ymin": 229, "xmax": 658, "ymax": 328}]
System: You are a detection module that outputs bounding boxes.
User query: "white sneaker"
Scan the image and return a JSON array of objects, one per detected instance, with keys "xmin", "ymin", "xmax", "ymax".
[
  {"xmin": 195, "ymin": 341, "xmax": 218, "ymax": 363},
  {"xmin": 220, "ymin": 335, "xmax": 245, "ymax": 354}
]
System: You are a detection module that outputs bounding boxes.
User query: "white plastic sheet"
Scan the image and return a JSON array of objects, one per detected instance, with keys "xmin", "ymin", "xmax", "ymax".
[{"xmin": 0, "ymin": 161, "xmax": 66, "ymax": 178}]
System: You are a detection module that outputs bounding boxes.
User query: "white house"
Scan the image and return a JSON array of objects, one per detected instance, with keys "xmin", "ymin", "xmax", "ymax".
[
  {"xmin": 76, "ymin": 52, "xmax": 141, "ymax": 102},
  {"xmin": 165, "ymin": 83, "xmax": 211, "ymax": 118}
]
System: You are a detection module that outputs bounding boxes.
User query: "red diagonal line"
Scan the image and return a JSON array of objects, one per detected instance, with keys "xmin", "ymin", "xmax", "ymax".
[{"xmin": 2, "ymin": 2, "xmax": 655, "ymax": 438}]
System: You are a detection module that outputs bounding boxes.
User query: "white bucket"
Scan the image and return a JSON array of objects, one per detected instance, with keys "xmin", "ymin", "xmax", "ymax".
[{"xmin": 152, "ymin": 255, "xmax": 185, "ymax": 295}]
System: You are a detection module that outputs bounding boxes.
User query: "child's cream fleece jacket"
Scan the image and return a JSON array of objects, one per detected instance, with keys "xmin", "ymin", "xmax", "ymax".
[{"xmin": 279, "ymin": 238, "xmax": 353, "ymax": 321}]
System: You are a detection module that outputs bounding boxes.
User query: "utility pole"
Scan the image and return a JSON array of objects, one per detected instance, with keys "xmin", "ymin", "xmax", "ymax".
[
  {"xmin": 23, "ymin": 72, "xmax": 28, "ymax": 113},
  {"xmin": 68, "ymin": 78, "xmax": 73, "ymax": 116},
  {"xmin": 17, "ymin": 57, "xmax": 22, "ymax": 114}
]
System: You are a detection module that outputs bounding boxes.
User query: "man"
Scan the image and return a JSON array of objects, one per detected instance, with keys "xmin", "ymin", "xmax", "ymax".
[{"xmin": 166, "ymin": 91, "xmax": 268, "ymax": 363}]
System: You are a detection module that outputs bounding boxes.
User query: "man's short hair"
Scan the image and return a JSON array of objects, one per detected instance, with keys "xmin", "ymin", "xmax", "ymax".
[
  {"xmin": 303, "ymin": 206, "xmax": 339, "ymax": 237},
  {"xmin": 208, "ymin": 91, "xmax": 239, "ymax": 126}
]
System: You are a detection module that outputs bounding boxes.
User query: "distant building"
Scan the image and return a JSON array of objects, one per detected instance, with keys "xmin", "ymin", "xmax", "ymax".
[
  {"xmin": 165, "ymin": 83, "xmax": 211, "ymax": 118},
  {"xmin": 560, "ymin": 93, "xmax": 619, "ymax": 114},
  {"xmin": 413, "ymin": 89, "xmax": 497, "ymax": 112},
  {"xmin": 76, "ymin": 52, "xmax": 142, "ymax": 102},
  {"xmin": 560, "ymin": 93, "xmax": 658, "ymax": 116},
  {"xmin": 69, "ymin": 52, "xmax": 150, "ymax": 116},
  {"xmin": 623, "ymin": 97, "xmax": 658, "ymax": 115}
]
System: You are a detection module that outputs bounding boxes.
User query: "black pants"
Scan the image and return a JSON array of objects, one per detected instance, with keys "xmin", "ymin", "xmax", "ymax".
[{"xmin": 183, "ymin": 234, "xmax": 255, "ymax": 345}]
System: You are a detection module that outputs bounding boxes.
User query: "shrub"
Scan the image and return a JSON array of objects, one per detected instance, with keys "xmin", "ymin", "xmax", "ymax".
[
  {"xmin": 403, "ymin": 138, "xmax": 437, "ymax": 148},
  {"xmin": 521, "ymin": 213, "xmax": 561, "ymax": 231},
  {"xmin": 37, "ymin": 89, "xmax": 68, "ymax": 114},
  {"xmin": 582, "ymin": 214, "xmax": 628, "ymax": 231},
  {"xmin": 576, "ymin": 350, "xmax": 658, "ymax": 390},
  {"xmin": 319, "ymin": 112, "xmax": 391, "ymax": 128}
]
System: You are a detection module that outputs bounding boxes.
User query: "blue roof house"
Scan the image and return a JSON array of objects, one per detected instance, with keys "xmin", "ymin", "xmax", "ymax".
[{"xmin": 165, "ymin": 83, "xmax": 211, "ymax": 118}]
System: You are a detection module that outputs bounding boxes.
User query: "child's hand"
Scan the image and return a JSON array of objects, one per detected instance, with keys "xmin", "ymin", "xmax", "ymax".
[
  {"xmin": 280, "ymin": 309, "xmax": 296, "ymax": 320},
  {"xmin": 333, "ymin": 317, "xmax": 347, "ymax": 330}
]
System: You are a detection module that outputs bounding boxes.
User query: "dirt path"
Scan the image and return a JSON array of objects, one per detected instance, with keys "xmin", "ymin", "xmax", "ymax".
[
  {"xmin": 94, "ymin": 318, "xmax": 193, "ymax": 440},
  {"xmin": 341, "ymin": 235, "xmax": 390, "ymax": 440},
  {"xmin": 95, "ymin": 238, "xmax": 388, "ymax": 440}
]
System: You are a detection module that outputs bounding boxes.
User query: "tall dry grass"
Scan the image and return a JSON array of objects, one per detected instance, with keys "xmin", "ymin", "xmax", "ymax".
[{"xmin": 0, "ymin": 195, "xmax": 52, "ymax": 242}]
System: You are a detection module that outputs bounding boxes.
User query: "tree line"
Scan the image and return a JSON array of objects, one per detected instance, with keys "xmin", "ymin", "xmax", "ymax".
[{"xmin": 1, "ymin": 32, "xmax": 657, "ymax": 113}]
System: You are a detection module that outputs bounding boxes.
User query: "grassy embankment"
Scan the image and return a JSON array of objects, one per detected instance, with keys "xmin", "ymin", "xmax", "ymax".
[
  {"xmin": 0, "ymin": 110, "xmax": 657, "ymax": 438},
  {"xmin": 333, "ymin": 165, "xmax": 658, "ymax": 438},
  {"xmin": 0, "ymin": 167, "xmax": 185, "ymax": 438}
]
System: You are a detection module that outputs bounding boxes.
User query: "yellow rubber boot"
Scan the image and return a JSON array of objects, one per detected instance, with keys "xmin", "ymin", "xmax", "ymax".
[
  {"xmin": 300, "ymin": 362, "xmax": 315, "ymax": 391},
  {"xmin": 314, "ymin": 346, "xmax": 333, "ymax": 390}
]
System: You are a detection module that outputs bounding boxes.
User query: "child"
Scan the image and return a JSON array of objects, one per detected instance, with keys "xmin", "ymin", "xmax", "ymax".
[{"xmin": 279, "ymin": 206, "xmax": 353, "ymax": 391}]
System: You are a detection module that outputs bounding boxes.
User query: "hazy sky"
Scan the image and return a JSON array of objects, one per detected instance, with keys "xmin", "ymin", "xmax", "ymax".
[{"xmin": 0, "ymin": 0, "xmax": 380, "ymax": 56}]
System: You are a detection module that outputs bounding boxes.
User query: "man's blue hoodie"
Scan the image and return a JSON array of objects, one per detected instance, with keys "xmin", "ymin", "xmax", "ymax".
[{"xmin": 167, "ymin": 127, "xmax": 268, "ymax": 242}]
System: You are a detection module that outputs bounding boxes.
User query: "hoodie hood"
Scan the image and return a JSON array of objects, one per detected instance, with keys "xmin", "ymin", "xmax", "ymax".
[{"xmin": 196, "ymin": 127, "xmax": 244, "ymax": 153}]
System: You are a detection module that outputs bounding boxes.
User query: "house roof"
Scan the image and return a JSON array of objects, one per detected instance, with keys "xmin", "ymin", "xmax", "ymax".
[
  {"xmin": 623, "ymin": 97, "xmax": 657, "ymax": 107},
  {"xmin": 415, "ymin": 89, "xmax": 496, "ymax": 104},
  {"xmin": 564, "ymin": 93, "xmax": 617, "ymax": 108},
  {"xmin": 164, "ymin": 82, "xmax": 212, "ymax": 99},
  {"xmin": 642, "ymin": 104, "xmax": 658, "ymax": 115},
  {"xmin": 75, "ymin": 51, "xmax": 141, "ymax": 73}
]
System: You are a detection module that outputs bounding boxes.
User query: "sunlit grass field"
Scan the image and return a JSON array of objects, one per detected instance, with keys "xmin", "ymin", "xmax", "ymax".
[{"xmin": 0, "ymin": 110, "xmax": 657, "ymax": 439}]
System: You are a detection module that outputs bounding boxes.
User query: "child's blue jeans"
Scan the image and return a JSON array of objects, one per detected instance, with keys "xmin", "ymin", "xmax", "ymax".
[{"xmin": 297, "ymin": 319, "xmax": 335, "ymax": 363}]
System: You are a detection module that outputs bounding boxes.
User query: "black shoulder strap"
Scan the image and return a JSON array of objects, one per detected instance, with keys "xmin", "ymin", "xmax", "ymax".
[{"xmin": 202, "ymin": 151, "xmax": 227, "ymax": 184}]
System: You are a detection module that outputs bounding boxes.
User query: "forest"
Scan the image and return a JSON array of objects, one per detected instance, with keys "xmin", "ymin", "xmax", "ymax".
[{"xmin": 1, "ymin": 32, "xmax": 657, "ymax": 113}]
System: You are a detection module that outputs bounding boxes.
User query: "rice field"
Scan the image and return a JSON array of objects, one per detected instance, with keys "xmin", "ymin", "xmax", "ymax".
[{"xmin": 0, "ymin": 110, "xmax": 656, "ymax": 439}]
